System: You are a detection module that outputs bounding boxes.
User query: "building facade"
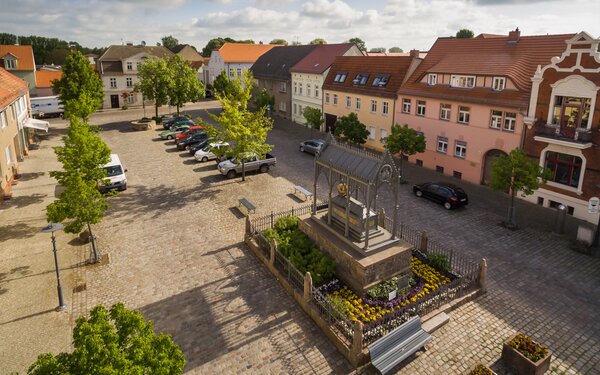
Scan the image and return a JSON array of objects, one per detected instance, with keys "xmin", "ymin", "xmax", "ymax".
[
  {"xmin": 208, "ymin": 43, "xmax": 278, "ymax": 85},
  {"xmin": 0, "ymin": 45, "xmax": 36, "ymax": 90}
]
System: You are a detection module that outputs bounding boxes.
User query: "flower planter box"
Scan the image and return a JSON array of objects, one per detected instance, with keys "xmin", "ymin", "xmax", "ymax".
[
  {"xmin": 468, "ymin": 364, "xmax": 497, "ymax": 375},
  {"xmin": 130, "ymin": 119, "xmax": 155, "ymax": 131},
  {"xmin": 502, "ymin": 334, "xmax": 551, "ymax": 375}
]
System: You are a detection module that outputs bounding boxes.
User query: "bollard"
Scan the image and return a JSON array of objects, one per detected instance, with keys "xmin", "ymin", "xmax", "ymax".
[{"xmin": 555, "ymin": 204, "xmax": 567, "ymax": 234}]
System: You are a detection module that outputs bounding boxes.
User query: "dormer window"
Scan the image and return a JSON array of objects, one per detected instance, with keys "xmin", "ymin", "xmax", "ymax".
[
  {"xmin": 450, "ymin": 75, "xmax": 475, "ymax": 88},
  {"xmin": 493, "ymin": 77, "xmax": 506, "ymax": 91},
  {"xmin": 333, "ymin": 72, "xmax": 347, "ymax": 83},
  {"xmin": 127, "ymin": 62, "xmax": 133, "ymax": 70},
  {"xmin": 352, "ymin": 73, "xmax": 369, "ymax": 85},
  {"xmin": 427, "ymin": 74, "xmax": 437, "ymax": 86},
  {"xmin": 372, "ymin": 74, "xmax": 390, "ymax": 87},
  {"xmin": 4, "ymin": 56, "xmax": 17, "ymax": 70}
]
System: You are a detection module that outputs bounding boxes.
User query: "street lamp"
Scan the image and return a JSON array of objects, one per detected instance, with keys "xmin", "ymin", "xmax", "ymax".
[
  {"xmin": 592, "ymin": 186, "xmax": 600, "ymax": 250},
  {"xmin": 41, "ymin": 222, "xmax": 67, "ymax": 312}
]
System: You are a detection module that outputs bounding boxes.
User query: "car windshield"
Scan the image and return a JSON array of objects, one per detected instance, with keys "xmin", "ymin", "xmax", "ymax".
[
  {"xmin": 104, "ymin": 165, "xmax": 123, "ymax": 177},
  {"xmin": 201, "ymin": 146, "xmax": 211, "ymax": 152}
]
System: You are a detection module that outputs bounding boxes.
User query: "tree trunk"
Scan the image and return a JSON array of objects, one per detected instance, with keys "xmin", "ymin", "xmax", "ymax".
[
  {"xmin": 87, "ymin": 222, "xmax": 100, "ymax": 263},
  {"xmin": 241, "ymin": 160, "xmax": 246, "ymax": 182},
  {"xmin": 176, "ymin": 104, "xmax": 180, "ymax": 116},
  {"xmin": 399, "ymin": 154, "xmax": 404, "ymax": 183},
  {"xmin": 154, "ymin": 104, "xmax": 159, "ymax": 121},
  {"xmin": 507, "ymin": 174, "xmax": 517, "ymax": 228}
]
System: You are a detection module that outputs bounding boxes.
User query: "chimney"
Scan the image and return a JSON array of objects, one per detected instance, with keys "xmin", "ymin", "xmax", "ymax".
[
  {"xmin": 409, "ymin": 49, "xmax": 420, "ymax": 58},
  {"xmin": 508, "ymin": 28, "xmax": 520, "ymax": 43}
]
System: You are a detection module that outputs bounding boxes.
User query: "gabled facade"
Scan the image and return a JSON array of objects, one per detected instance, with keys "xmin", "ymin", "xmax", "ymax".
[
  {"xmin": 290, "ymin": 43, "xmax": 363, "ymax": 125},
  {"xmin": 170, "ymin": 44, "xmax": 203, "ymax": 62},
  {"xmin": 396, "ymin": 30, "xmax": 574, "ymax": 185},
  {"xmin": 208, "ymin": 43, "xmax": 278, "ymax": 85},
  {"xmin": 0, "ymin": 45, "xmax": 36, "ymax": 89},
  {"xmin": 33, "ymin": 70, "xmax": 62, "ymax": 97},
  {"xmin": 251, "ymin": 45, "xmax": 318, "ymax": 119},
  {"xmin": 522, "ymin": 32, "xmax": 600, "ymax": 223},
  {"xmin": 97, "ymin": 45, "xmax": 173, "ymax": 109},
  {"xmin": 322, "ymin": 54, "xmax": 421, "ymax": 151}
]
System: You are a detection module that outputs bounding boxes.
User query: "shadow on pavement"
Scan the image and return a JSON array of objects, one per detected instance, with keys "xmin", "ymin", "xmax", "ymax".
[
  {"xmin": 15, "ymin": 172, "xmax": 45, "ymax": 182},
  {"xmin": 0, "ymin": 222, "xmax": 38, "ymax": 242},
  {"xmin": 1, "ymin": 193, "xmax": 47, "ymax": 209}
]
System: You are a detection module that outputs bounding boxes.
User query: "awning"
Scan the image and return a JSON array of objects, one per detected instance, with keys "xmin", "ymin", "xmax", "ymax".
[{"xmin": 24, "ymin": 118, "xmax": 49, "ymax": 132}]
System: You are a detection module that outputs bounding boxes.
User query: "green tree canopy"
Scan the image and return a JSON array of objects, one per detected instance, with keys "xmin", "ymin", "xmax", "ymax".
[
  {"xmin": 134, "ymin": 57, "xmax": 172, "ymax": 120},
  {"xmin": 369, "ymin": 47, "xmax": 386, "ymax": 53},
  {"xmin": 334, "ymin": 113, "xmax": 368, "ymax": 145},
  {"xmin": 52, "ymin": 51, "xmax": 104, "ymax": 121},
  {"xmin": 269, "ymin": 39, "xmax": 288, "ymax": 45},
  {"xmin": 255, "ymin": 88, "xmax": 274, "ymax": 111},
  {"xmin": 303, "ymin": 107, "xmax": 324, "ymax": 130},
  {"xmin": 201, "ymin": 37, "xmax": 253, "ymax": 57},
  {"xmin": 161, "ymin": 35, "xmax": 179, "ymax": 50},
  {"xmin": 383, "ymin": 124, "xmax": 426, "ymax": 182},
  {"xmin": 213, "ymin": 70, "xmax": 233, "ymax": 96},
  {"xmin": 456, "ymin": 29, "xmax": 475, "ymax": 38},
  {"xmin": 388, "ymin": 47, "xmax": 403, "ymax": 53},
  {"xmin": 309, "ymin": 38, "xmax": 327, "ymax": 45},
  {"xmin": 168, "ymin": 55, "xmax": 205, "ymax": 115},
  {"xmin": 489, "ymin": 148, "xmax": 550, "ymax": 228},
  {"xmin": 347, "ymin": 37, "xmax": 366, "ymax": 51},
  {"xmin": 28, "ymin": 303, "xmax": 185, "ymax": 375}
]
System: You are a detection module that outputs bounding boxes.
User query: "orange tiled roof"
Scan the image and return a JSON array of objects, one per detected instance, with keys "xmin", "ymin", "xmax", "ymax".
[
  {"xmin": 217, "ymin": 43, "xmax": 280, "ymax": 63},
  {"xmin": 0, "ymin": 45, "xmax": 35, "ymax": 70},
  {"xmin": 0, "ymin": 68, "xmax": 28, "ymax": 109},
  {"xmin": 35, "ymin": 70, "xmax": 62, "ymax": 88}
]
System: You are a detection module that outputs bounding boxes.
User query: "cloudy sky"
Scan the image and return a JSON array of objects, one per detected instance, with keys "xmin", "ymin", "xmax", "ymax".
[{"xmin": 2, "ymin": 0, "xmax": 599, "ymax": 51}]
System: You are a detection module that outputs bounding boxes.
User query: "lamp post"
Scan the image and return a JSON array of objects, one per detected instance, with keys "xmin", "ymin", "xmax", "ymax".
[
  {"xmin": 591, "ymin": 187, "xmax": 600, "ymax": 250},
  {"xmin": 41, "ymin": 222, "xmax": 67, "ymax": 312}
]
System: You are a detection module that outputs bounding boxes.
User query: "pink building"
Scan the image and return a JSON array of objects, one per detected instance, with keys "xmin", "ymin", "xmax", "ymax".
[{"xmin": 396, "ymin": 30, "xmax": 573, "ymax": 184}]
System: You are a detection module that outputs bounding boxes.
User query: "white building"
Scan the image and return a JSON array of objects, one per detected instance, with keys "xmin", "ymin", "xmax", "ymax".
[{"xmin": 207, "ymin": 43, "xmax": 279, "ymax": 85}]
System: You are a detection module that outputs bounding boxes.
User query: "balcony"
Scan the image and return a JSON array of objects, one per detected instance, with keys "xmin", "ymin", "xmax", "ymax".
[{"xmin": 533, "ymin": 122, "xmax": 593, "ymax": 149}]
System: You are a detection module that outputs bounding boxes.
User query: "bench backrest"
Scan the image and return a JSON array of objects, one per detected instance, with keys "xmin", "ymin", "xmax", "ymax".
[{"xmin": 368, "ymin": 316, "xmax": 423, "ymax": 359}]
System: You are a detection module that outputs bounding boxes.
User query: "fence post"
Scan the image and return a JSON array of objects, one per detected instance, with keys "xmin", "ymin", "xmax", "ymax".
[
  {"xmin": 303, "ymin": 272, "xmax": 312, "ymax": 302},
  {"xmin": 351, "ymin": 320, "xmax": 364, "ymax": 367},
  {"xmin": 269, "ymin": 239, "xmax": 277, "ymax": 266},
  {"xmin": 291, "ymin": 206, "xmax": 295, "ymax": 216},
  {"xmin": 378, "ymin": 208, "xmax": 385, "ymax": 228},
  {"xmin": 419, "ymin": 231, "xmax": 428, "ymax": 253},
  {"xmin": 478, "ymin": 258, "xmax": 488, "ymax": 293}
]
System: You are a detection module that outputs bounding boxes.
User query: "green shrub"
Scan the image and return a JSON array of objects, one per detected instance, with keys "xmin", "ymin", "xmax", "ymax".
[
  {"xmin": 274, "ymin": 215, "xmax": 298, "ymax": 233},
  {"xmin": 326, "ymin": 294, "xmax": 349, "ymax": 319},
  {"xmin": 469, "ymin": 364, "xmax": 494, "ymax": 375},
  {"xmin": 427, "ymin": 253, "xmax": 450, "ymax": 273},
  {"xmin": 366, "ymin": 277, "xmax": 399, "ymax": 300}
]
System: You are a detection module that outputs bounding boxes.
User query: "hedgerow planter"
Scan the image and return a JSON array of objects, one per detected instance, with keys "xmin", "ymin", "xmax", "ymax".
[{"xmin": 502, "ymin": 334, "xmax": 551, "ymax": 375}]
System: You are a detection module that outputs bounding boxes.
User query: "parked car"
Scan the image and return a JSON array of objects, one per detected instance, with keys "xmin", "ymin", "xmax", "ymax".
[
  {"xmin": 413, "ymin": 182, "xmax": 469, "ymax": 210},
  {"xmin": 217, "ymin": 152, "xmax": 276, "ymax": 179},
  {"xmin": 162, "ymin": 116, "xmax": 194, "ymax": 129},
  {"xmin": 99, "ymin": 154, "xmax": 127, "ymax": 192},
  {"xmin": 299, "ymin": 139, "xmax": 325, "ymax": 155},
  {"xmin": 187, "ymin": 138, "xmax": 213, "ymax": 155},
  {"xmin": 159, "ymin": 124, "xmax": 191, "ymax": 140},
  {"xmin": 194, "ymin": 142, "xmax": 230, "ymax": 162},
  {"xmin": 175, "ymin": 126, "xmax": 205, "ymax": 142},
  {"xmin": 177, "ymin": 132, "xmax": 209, "ymax": 150}
]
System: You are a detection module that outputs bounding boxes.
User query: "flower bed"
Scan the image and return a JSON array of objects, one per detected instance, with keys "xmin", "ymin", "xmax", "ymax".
[
  {"xmin": 507, "ymin": 334, "xmax": 549, "ymax": 362},
  {"xmin": 469, "ymin": 364, "xmax": 496, "ymax": 375}
]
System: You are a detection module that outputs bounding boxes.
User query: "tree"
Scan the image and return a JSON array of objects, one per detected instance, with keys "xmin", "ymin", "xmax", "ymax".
[
  {"xmin": 167, "ymin": 55, "xmax": 205, "ymax": 115},
  {"xmin": 333, "ymin": 113, "xmax": 368, "ymax": 145},
  {"xmin": 134, "ymin": 57, "xmax": 172, "ymax": 120},
  {"xmin": 303, "ymin": 107, "xmax": 324, "ymax": 131},
  {"xmin": 456, "ymin": 29, "xmax": 475, "ymax": 38},
  {"xmin": 161, "ymin": 35, "xmax": 179, "ymax": 50},
  {"xmin": 213, "ymin": 70, "xmax": 232, "ymax": 96},
  {"xmin": 47, "ymin": 117, "xmax": 111, "ymax": 261},
  {"xmin": 369, "ymin": 47, "xmax": 386, "ymax": 53},
  {"xmin": 255, "ymin": 88, "xmax": 274, "ymax": 112},
  {"xmin": 207, "ymin": 69, "xmax": 273, "ymax": 181},
  {"xmin": 489, "ymin": 148, "xmax": 551, "ymax": 228},
  {"xmin": 270, "ymin": 39, "xmax": 287, "ymax": 45},
  {"xmin": 347, "ymin": 37, "xmax": 366, "ymax": 52},
  {"xmin": 309, "ymin": 38, "xmax": 327, "ymax": 45},
  {"xmin": 389, "ymin": 47, "xmax": 403, "ymax": 53},
  {"xmin": 383, "ymin": 124, "xmax": 426, "ymax": 183},
  {"xmin": 28, "ymin": 303, "xmax": 185, "ymax": 374},
  {"xmin": 52, "ymin": 51, "xmax": 104, "ymax": 121}
]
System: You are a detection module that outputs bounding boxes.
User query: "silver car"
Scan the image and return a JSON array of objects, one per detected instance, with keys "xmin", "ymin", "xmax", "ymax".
[{"xmin": 299, "ymin": 139, "xmax": 324, "ymax": 155}]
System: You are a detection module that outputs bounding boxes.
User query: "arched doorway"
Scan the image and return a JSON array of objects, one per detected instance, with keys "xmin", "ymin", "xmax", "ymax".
[{"xmin": 481, "ymin": 149, "xmax": 508, "ymax": 185}]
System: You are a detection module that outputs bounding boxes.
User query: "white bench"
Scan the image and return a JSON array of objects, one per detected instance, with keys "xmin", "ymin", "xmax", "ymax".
[
  {"xmin": 238, "ymin": 198, "xmax": 256, "ymax": 216},
  {"xmin": 293, "ymin": 185, "xmax": 313, "ymax": 202}
]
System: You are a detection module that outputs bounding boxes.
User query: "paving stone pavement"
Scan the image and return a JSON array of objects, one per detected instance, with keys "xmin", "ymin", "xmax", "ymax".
[{"xmin": 1, "ymin": 102, "xmax": 599, "ymax": 374}]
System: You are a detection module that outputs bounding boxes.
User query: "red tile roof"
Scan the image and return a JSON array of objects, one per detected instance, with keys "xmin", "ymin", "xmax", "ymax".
[
  {"xmin": 0, "ymin": 45, "xmax": 35, "ymax": 70},
  {"xmin": 323, "ymin": 56, "xmax": 416, "ymax": 99},
  {"xmin": 35, "ymin": 70, "xmax": 62, "ymax": 88},
  {"xmin": 0, "ymin": 68, "xmax": 28, "ymax": 109},
  {"xmin": 290, "ymin": 43, "xmax": 357, "ymax": 74},
  {"xmin": 217, "ymin": 43, "xmax": 280, "ymax": 63}
]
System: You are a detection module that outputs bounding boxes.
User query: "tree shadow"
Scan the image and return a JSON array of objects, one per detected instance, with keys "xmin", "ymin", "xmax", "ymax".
[
  {"xmin": 181, "ymin": 159, "xmax": 197, "ymax": 165},
  {"xmin": 15, "ymin": 172, "xmax": 45, "ymax": 182},
  {"xmin": 1, "ymin": 193, "xmax": 47, "ymax": 209},
  {"xmin": 193, "ymin": 164, "xmax": 217, "ymax": 173},
  {"xmin": 0, "ymin": 222, "xmax": 38, "ymax": 242},
  {"xmin": 98, "ymin": 120, "xmax": 137, "ymax": 133}
]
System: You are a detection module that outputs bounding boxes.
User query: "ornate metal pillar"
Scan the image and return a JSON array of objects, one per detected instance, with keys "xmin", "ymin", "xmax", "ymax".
[
  {"xmin": 392, "ymin": 176, "xmax": 399, "ymax": 239},
  {"xmin": 364, "ymin": 183, "xmax": 372, "ymax": 249}
]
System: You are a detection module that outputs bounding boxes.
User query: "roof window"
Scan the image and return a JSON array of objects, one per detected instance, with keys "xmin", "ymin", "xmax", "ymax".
[
  {"xmin": 333, "ymin": 72, "xmax": 347, "ymax": 83},
  {"xmin": 352, "ymin": 73, "xmax": 370, "ymax": 85},
  {"xmin": 372, "ymin": 74, "xmax": 390, "ymax": 87}
]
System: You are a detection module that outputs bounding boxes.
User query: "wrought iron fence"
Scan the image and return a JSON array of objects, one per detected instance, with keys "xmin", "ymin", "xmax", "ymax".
[
  {"xmin": 254, "ymin": 232, "xmax": 271, "ymax": 260},
  {"xmin": 311, "ymin": 287, "xmax": 354, "ymax": 346},
  {"xmin": 249, "ymin": 204, "xmax": 314, "ymax": 233},
  {"xmin": 274, "ymin": 250, "xmax": 305, "ymax": 292}
]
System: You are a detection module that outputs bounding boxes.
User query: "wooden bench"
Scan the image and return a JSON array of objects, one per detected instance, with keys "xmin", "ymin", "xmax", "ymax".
[
  {"xmin": 238, "ymin": 197, "xmax": 256, "ymax": 216},
  {"xmin": 293, "ymin": 185, "xmax": 313, "ymax": 202},
  {"xmin": 368, "ymin": 316, "xmax": 431, "ymax": 374}
]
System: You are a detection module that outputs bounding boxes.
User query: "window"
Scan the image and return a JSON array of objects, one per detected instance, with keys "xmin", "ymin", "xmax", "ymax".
[
  {"xmin": 333, "ymin": 72, "xmax": 347, "ymax": 83},
  {"xmin": 436, "ymin": 165, "xmax": 444, "ymax": 173},
  {"xmin": 416, "ymin": 101, "xmax": 426, "ymax": 116},
  {"xmin": 293, "ymin": 104, "xmax": 297, "ymax": 115},
  {"xmin": 369, "ymin": 127, "xmax": 376, "ymax": 140},
  {"xmin": 126, "ymin": 77, "xmax": 133, "ymax": 87},
  {"xmin": 370, "ymin": 100, "xmax": 377, "ymax": 113},
  {"xmin": 490, "ymin": 110, "xmax": 503, "ymax": 129},
  {"xmin": 552, "ymin": 96, "xmax": 592, "ymax": 129},
  {"xmin": 428, "ymin": 74, "xmax": 437, "ymax": 86},
  {"xmin": 451, "ymin": 75, "xmax": 475, "ymax": 88},
  {"xmin": 458, "ymin": 106, "xmax": 470, "ymax": 124},
  {"xmin": 279, "ymin": 82, "xmax": 286, "ymax": 93},
  {"xmin": 279, "ymin": 102, "xmax": 286, "ymax": 112},
  {"xmin": 127, "ymin": 95, "xmax": 134, "ymax": 104},
  {"xmin": 440, "ymin": 103, "xmax": 451, "ymax": 120},
  {"xmin": 325, "ymin": 93, "xmax": 330, "ymax": 104},
  {"xmin": 4, "ymin": 58, "xmax": 16, "ymax": 70},
  {"xmin": 355, "ymin": 98, "xmax": 361, "ymax": 110},
  {"xmin": 493, "ymin": 77, "xmax": 505, "ymax": 91},
  {"xmin": 136, "ymin": 62, "xmax": 141, "ymax": 70},
  {"xmin": 5, "ymin": 145, "xmax": 12, "ymax": 165},
  {"xmin": 544, "ymin": 151, "xmax": 582, "ymax": 188},
  {"xmin": 229, "ymin": 68, "xmax": 234, "ymax": 77},
  {"xmin": 345, "ymin": 96, "xmax": 351, "ymax": 108},
  {"xmin": 453, "ymin": 171, "xmax": 462, "ymax": 179},
  {"xmin": 299, "ymin": 83, "xmax": 303, "ymax": 95},
  {"xmin": 537, "ymin": 197, "xmax": 544, "ymax": 206},
  {"xmin": 549, "ymin": 200, "xmax": 575, "ymax": 215},
  {"xmin": 127, "ymin": 62, "xmax": 133, "ymax": 70},
  {"xmin": 504, "ymin": 112, "xmax": 516, "ymax": 131},
  {"xmin": 110, "ymin": 78, "xmax": 117, "ymax": 88},
  {"xmin": 437, "ymin": 137, "xmax": 448, "ymax": 153},
  {"xmin": 294, "ymin": 82, "xmax": 297, "ymax": 94},
  {"xmin": 416, "ymin": 159, "xmax": 423, "ymax": 167},
  {"xmin": 454, "ymin": 141, "xmax": 467, "ymax": 158},
  {"xmin": 352, "ymin": 73, "xmax": 369, "ymax": 85},
  {"xmin": 333, "ymin": 94, "xmax": 338, "ymax": 106},
  {"xmin": 382, "ymin": 101, "xmax": 389, "ymax": 115},
  {"xmin": 380, "ymin": 128, "xmax": 388, "ymax": 140},
  {"xmin": 299, "ymin": 105, "xmax": 302, "ymax": 114},
  {"xmin": 0, "ymin": 111, "xmax": 6, "ymax": 129},
  {"xmin": 372, "ymin": 74, "xmax": 390, "ymax": 87},
  {"xmin": 307, "ymin": 84, "xmax": 311, "ymax": 97},
  {"xmin": 315, "ymin": 87, "xmax": 319, "ymax": 98},
  {"xmin": 237, "ymin": 68, "xmax": 242, "ymax": 76},
  {"xmin": 402, "ymin": 99, "xmax": 411, "ymax": 114}
]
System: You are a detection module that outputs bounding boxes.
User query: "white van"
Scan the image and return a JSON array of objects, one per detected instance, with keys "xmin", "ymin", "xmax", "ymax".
[
  {"xmin": 194, "ymin": 142, "xmax": 230, "ymax": 162},
  {"xmin": 99, "ymin": 154, "xmax": 127, "ymax": 192},
  {"xmin": 30, "ymin": 96, "xmax": 64, "ymax": 118}
]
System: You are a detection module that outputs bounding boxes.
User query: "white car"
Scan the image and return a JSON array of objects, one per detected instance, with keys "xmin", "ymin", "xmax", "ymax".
[{"xmin": 194, "ymin": 142, "xmax": 230, "ymax": 162}]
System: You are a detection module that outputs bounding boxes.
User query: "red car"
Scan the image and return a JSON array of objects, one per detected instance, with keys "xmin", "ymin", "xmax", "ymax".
[{"xmin": 175, "ymin": 126, "xmax": 204, "ymax": 142}]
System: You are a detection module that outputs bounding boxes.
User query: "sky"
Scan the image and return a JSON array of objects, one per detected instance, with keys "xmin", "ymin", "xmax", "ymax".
[{"xmin": 1, "ymin": 0, "xmax": 599, "ymax": 52}]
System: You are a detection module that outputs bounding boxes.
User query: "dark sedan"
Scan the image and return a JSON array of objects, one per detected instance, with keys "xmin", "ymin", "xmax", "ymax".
[
  {"xmin": 163, "ymin": 116, "xmax": 194, "ymax": 129},
  {"xmin": 176, "ymin": 132, "xmax": 209, "ymax": 150},
  {"xmin": 413, "ymin": 182, "xmax": 469, "ymax": 210},
  {"xmin": 188, "ymin": 138, "xmax": 213, "ymax": 155}
]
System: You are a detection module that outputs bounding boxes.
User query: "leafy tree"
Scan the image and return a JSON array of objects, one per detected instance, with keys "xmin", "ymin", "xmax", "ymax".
[
  {"xmin": 309, "ymin": 38, "xmax": 327, "ymax": 45},
  {"xmin": 389, "ymin": 47, "xmax": 403, "ymax": 53},
  {"xmin": 47, "ymin": 48, "xmax": 70, "ymax": 65},
  {"xmin": 291, "ymin": 41, "xmax": 302, "ymax": 46},
  {"xmin": 213, "ymin": 70, "xmax": 232, "ymax": 96},
  {"xmin": 47, "ymin": 117, "xmax": 111, "ymax": 261},
  {"xmin": 201, "ymin": 37, "xmax": 252, "ymax": 57},
  {"xmin": 0, "ymin": 33, "xmax": 105, "ymax": 64},
  {"xmin": 255, "ymin": 88, "xmax": 274, "ymax": 111},
  {"xmin": 27, "ymin": 303, "xmax": 185, "ymax": 374},
  {"xmin": 347, "ymin": 37, "xmax": 366, "ymax": 52},
  {"xmin": 269, "ymin": 39, "xmax": 287, "ymax": 45},
  {"xmin": 489, "ymin": 148, "xmax": 551, "ymax": 228},
  {"xmin": 161, "ymin": 35, "xmax": 179, "ymax": 50},
  {"xmin": 168, "ymin": 55, "xmax": 205, "ymax": 115},
  {"xmin": 369, "ymin": 47, "xmax": 386, "ymax": 53},
  {"xmin": 0, "ymin": 32, "xmax": 17, "ymax": 44},
  {"xmin": 134, "ymin": 57, "xmax": 172, "ymax": 120},
  {"xmin": 303, "ymin": 107, "xmax": 323, "ymax": 131},
  {"xmin": 456, "ymin": 29, "xmax": 475, "ymax": 38},
  {"xmin": 383, "ymin": 124, "xmax": 426, "ymax": 183},
  {"xmin": 52, "ymin": 51, "xmax": 104, "ymax": 121},
  {"xmin": 207, "ymin": 70, "xmax": 273, "ymax": 181},
  {"xmin": 334, "ymin": 113, "xmax": 368, "ymax": 145}
]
